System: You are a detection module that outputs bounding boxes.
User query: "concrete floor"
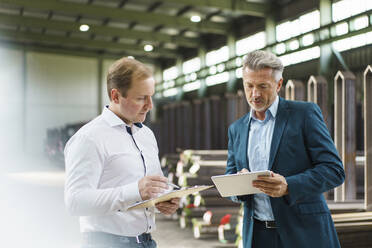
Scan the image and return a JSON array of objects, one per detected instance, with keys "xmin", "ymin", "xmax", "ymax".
[{"xmin": 0, "ymin": 155, "xmax": 236, "ymax": 248}]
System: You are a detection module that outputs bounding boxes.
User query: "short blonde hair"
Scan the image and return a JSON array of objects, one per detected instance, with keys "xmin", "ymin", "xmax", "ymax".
[{"xmin": 107, "ymin": 57, "xmax": 152, "ymax": 99}]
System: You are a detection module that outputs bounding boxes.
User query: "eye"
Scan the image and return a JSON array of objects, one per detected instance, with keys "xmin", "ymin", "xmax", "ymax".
[{"xmin": 137, "ymin": 96, "xmax": 146, "ymax": 100}]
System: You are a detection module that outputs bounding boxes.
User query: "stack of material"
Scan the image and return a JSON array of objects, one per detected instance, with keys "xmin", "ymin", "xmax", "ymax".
[
  {"xmin": 333, "ymin": 211, "xmax": 372, "ymax": 248},
  {"xmin": 44, "ymin": 122, "xmax": 86, "ymax": 164},
  {"xmin": 218, "ymin": 206, "xmax": 244, "ymax": 245},
  {"xmin": 173, "ymin": 150, "xmax": 241, "ymax": 242},
  {"xmin": 234, "ymin": 207, "xmax": 244, "ymax": 248},
  {"xmin": 176, "ymin": 149, "xmax": 228, "ymax": 178},
  {"xmin": 191, "ymin": 207, "xmax": 240, "ymax": 240},
  {"xmin": 160, "ymin": 153, "xmax": 180, "ymax": 183}
]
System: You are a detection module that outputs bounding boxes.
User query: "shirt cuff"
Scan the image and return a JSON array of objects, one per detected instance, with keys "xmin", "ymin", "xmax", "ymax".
[{"xmin": 120, "ymin": 180, "xmax": 142, "ymax": 209}]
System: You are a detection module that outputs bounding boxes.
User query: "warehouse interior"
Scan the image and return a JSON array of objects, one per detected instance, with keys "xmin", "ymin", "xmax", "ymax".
[{"xmin": 0, "ymin": 0, "xmax": 372, "ymax": 247}]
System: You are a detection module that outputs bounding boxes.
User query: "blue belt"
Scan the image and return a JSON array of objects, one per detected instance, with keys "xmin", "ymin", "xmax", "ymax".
[{"xmin": 83, "ymin": 231, "xmax": 152, "ymax": 244}]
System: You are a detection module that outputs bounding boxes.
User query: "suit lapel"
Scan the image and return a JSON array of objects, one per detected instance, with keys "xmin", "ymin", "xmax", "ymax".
[
  {"xmin": 240, "ymin": 113, "xmax": 252, "ymax": 171},
  {"xmin": 268, "ymin": 98, "xmax": 289, "ymax": 170}
]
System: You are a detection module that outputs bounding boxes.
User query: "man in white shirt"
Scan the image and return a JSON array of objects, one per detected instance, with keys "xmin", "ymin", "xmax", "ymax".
[{"xmin": 64, "ymin": 57, "xmax": 179, "ymax": 248}]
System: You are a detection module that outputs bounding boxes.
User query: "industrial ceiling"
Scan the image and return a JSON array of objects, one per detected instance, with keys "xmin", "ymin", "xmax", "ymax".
[{"xmin": 0, "ymin": 0, "xmax": 272, "ymax": 64}]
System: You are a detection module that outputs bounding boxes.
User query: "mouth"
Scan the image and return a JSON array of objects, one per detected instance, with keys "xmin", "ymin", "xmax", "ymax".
[{"xmin": 251, "ymin": 99, "xmax": 262, "ymax": 104}]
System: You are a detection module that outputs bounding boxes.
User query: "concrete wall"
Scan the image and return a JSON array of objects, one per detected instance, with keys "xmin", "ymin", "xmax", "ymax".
[
  {"xmin": 0, "ymin": 47, "xmax": 158, "ymax": 158},
  {"xmin": 0, "ymin": 47, "xmax": 24, "ymax": 157},
  {"xmin": 0, "ymin": 46, "xmax": 120, "ymax": 157},
  {"xmin": 25, "ymin": 52, "xmax": 99, "ymax": 155}
]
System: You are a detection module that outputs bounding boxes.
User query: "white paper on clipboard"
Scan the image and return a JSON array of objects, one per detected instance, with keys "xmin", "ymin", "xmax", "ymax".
[{"xmin": 127, "ymin": 185, "xmax": 214, "ymax": 210}]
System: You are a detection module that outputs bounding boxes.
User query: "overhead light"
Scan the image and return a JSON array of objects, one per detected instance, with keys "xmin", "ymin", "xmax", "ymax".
[
  {"xmin": 79, "ymin": 24, "xmax": 90, "ymax": 32},
  {"xmin": 144, "ymin": 44, "xmax": 154, "ymax": 52},
  {"xmin": 190, "ymin": 15, "xmax": 201, "ymax": 23}
]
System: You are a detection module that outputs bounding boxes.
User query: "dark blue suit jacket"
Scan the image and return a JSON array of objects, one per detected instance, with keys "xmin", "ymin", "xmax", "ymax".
[{"xmin": 226, "ymin": 97, "xmax": 345, "ymax": 248}]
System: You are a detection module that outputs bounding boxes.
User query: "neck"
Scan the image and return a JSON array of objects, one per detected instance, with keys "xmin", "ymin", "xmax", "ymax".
[
  {"xmin": 254, "ymin": 110, "xmax": 266, "ymax": 121},
  {"xmin": 108, "ymin": 103, "xmax": 133, "ymax": 126}
]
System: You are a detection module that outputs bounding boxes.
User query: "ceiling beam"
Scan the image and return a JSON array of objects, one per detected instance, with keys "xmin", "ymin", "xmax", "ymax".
[
  {"xmin": 157, "ymin": 0, "xmax": 270, "ymax": 17},
  {"xmin": 0, "ymin": 40, "xmax": 158, "ymax": 64},
  {"xmin": 0, "ymin": 29, "xmax": 179, "ymax": 59},
  {"xmin": 0, "ymin": 0, "xmax": 228, "ymax": 34},
  {"xmin": 0, "ymin": 13, "xmax": 199, "ymax": 48}
]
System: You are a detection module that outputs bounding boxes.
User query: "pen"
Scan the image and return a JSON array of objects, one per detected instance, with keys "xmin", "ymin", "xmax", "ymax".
[{"xmin": 167, "ymin": 182, "xmax": 180, "ymax": 189}]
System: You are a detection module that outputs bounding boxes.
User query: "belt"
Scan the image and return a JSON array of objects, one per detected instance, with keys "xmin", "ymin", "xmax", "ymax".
[
  {"xmin": 83, "ymin": 231, "xmax": 152, "ymax": 244},
  {"xmin": 254, "ymin": 218, "xmax": 277, "ymax": 229}
]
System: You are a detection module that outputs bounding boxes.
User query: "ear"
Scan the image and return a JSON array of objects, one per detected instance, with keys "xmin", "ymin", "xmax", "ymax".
[
  {"xmin": 276, "ymin": 78, "xmax": 283, "ymax": 93},
  {"xmin": 110, "ymin": 89, "xmax": 120, "ymax": 104}
]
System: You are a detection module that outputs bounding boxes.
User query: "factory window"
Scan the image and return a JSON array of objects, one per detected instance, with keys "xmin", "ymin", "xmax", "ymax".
[
  {"xmin": 332, "ymin": 33, "xmax": 369, "ymax": 52},
  {"xmin": 335, "ymin": 22, "xmax": 349, "ymax": 36},
  {"xmin": 332, "ymin": 0, "xmax": 372, "ymax": 22},
  {"xmin": 276, "ymin": 10, "xmax": 319, "ymax": 42},
  {"xmin": 299, "ymin": 10, "xmax": 320, "ymax": 34},
  {"xmin": 163, "ymin": 88, "xmax": 178, "ymax": 97},
  {"xmin": 302, "ymin": 33, "xmax": 314, "ymax": 46},
  {"xmin": 206, "ymin": 72, "xmax": 229, "ymax": 86},
  {"xmin": 353, "ymin": 15, "xmax": 369, "ymax": 30},
  {"xmin": 206, "ymin": 46, "xmax": 229, "ymax": 66},
  {"xmin": 183, "ymin": 57, "xmax": 201, "ymax": 74},
  {"xmin": 279, "ymin": 46, "xmax": 320, "ymax": 66},
  {"xmin": 163, "ymin": 66, "xmax": 178, "ymax": 81},
  {"xmin": 235, "ymin": 67, "xmax": 243, "ymax": 79},
  {"xmin": 276, "ymin": 21, "xmax": 294, "ymax": 41},
  {"xmin": 235, "ymin": 32, "xmax": 266, "ymax": 56},
  {"xmin": 183, "ymin": 80, "xmax": 201, "ymax": 92}
]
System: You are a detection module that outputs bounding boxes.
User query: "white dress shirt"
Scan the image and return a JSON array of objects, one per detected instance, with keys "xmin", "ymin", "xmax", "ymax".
[{"xmin": 64, "ymin": 106, "xmax": 163, "ymax": 236}]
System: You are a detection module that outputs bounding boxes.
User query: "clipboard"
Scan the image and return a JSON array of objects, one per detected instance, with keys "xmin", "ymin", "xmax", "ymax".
[
  {"xmin": 211, "ymin": 170, "xmax": 271, "ymax": 197},
  {"xmin": 128, "ymin": 185, "xmax": 214, "ymax": 210}
]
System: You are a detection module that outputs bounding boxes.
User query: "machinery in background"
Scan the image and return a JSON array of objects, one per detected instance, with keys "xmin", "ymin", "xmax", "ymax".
[{"xmin": 44, "ymin": 122, "xmax": 86, "ymax": 165}]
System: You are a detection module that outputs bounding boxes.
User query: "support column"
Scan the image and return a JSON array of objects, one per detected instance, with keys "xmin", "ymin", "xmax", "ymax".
[
  {"xmin": 364, "ymin": 65, "xmax": 372, "ymax": 210},
  {"xmin": 265, "ymin": 13, "xmax": 276, "ymax": 53},
  {"xmin": 198, "ymin": 48, "xmax": 207, "ymax": 98},
  {"xmin": 176, "ymin": 58, "xmax": 184, "ymax": 100},
  {"xmin": 22, "ymin": 48, "xmax": 27, "ymax": 154},
  {"xmin": 192, "ymin": 99, "xmax": 202, "ymax": 149},
  {"xmin": 285, "ymin": 80, "xmax": 305, "ymax": 101},
  {"xmin": 152, "ymin": 63, "xmax": 163, "ymax": 122},
  {"xmin": 319, "ymin": 0, "xmax": 332, "ymax": 76},
  {"xmin": 97, "ymin": 57, "xmax": 103, "ymax": 115},
  {"xmin": 334, "ymin": 71, "xmax": 357, "ymax": 202},
  {"xmin": 307, "ymin": 76, "xmax": 329, "ymax": 127},
  {"xmin": 227, "ymin": 32, "xmax": 237, "ymax": 92},
  {"xmin": 237, "ymin": 90, "xmax": 249, "ymax": 118}
]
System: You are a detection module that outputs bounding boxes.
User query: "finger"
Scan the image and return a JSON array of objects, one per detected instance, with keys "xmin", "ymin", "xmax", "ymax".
[
  {"xmin": 156, "ymin": 204, "xmax": 176, "ymax": 213},
  {"xmin": 148, "ymin": 181, "xmax": 168, "ymax": 189},
  {"xmin": 253, "ymin": 180, "xmax": 279, "ymax": 187},
  {"xmin": 253, "ymin": 183, "xmax": 279, "ymax": 191},
  {"xmin": 148, "ymin": 175, "xmax": 168, "ymax": 183},
  {"xmin": 254, "ymin": 177, "xmax": 282, "ymax": 184},
  {"xmin": 171, "ymin": 198, "xmax": 180, "ymax": 204},
  {"xmin": 238, "ymin": 168, "xmax": 249, "ymax": 174}
]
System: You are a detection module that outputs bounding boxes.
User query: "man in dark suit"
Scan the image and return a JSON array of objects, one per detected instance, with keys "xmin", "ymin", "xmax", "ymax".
[{"xmin": 226, "ymin": 50, "xmax": 345, "ymax": 248}]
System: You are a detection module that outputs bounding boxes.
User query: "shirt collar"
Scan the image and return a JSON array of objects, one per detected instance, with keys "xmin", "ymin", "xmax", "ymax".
[
  {"xmin": 250, "ymin": 95, "xmax": 279, "ymax": 121},
  {"xmin": 102, "ymin": 106, "xmax": 143, "ymax": 129}
]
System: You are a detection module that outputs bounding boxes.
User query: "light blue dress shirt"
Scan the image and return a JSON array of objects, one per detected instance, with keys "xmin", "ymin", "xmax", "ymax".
[{"xmin": 248, "ymin": 96, "xmax": 279, "ymax": 221}]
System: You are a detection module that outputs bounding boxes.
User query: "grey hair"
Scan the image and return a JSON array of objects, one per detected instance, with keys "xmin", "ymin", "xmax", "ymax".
[{"xmin": 243, "ymin": 50, "xmax": 284, "ymax": 82}]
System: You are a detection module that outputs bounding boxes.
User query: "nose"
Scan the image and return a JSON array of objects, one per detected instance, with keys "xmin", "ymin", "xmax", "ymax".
[
  {"xmin": 146, "ymin": 96, "xmax": 153, "ymax": 110},
  {"xmin": 252, "ymin": 87, "xmax": 261, "ymax": 97}
]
